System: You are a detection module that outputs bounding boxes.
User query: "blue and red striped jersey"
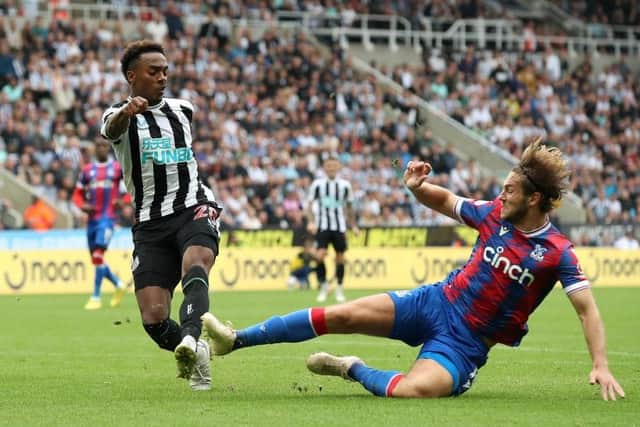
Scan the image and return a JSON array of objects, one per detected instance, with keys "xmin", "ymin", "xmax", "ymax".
[
  {"xmin": 443, "ymin": 197, "xmax": 588, "ymax": 346},
  {"xmin": 75, "ymin": 160, "xmax": 124, "ymax": 222}
]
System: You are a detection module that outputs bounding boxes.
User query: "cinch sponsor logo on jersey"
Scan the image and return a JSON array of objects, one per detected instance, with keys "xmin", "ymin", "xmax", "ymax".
[
  {"xmin": 141, "ymin": 137, "xmax": 193, "ymax": 164},
  {"xmin": 483, "ymin": 246, "xmax": 535, "ymax": 286}
]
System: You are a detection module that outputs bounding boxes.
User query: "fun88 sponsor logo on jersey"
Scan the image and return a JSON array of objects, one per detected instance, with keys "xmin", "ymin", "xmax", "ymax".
[
  {"xmin": 141, "ymin": 137, "xmax": 193, "ymax": 165},
  {"xmin": 483, "ymin": 246, "xmax": 535, "ymax": 286}
]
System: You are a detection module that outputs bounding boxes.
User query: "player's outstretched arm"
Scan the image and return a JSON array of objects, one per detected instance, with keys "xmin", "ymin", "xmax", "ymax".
[
  {"xmin": 568, "ymin": 287, "xmax": 625, "ymax": 401},
  {"xmin": 403, "ymin": 160, "xmax": 458, "ymax": 220},
  {"xmin": 104, "ymin": 96, "xmax": 149, "ymax": 140}
]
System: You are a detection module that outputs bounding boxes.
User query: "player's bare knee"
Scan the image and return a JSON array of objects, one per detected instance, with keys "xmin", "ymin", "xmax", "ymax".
[
  {"xmin": 325, "ymin": 304, "xmax": 359, "ymax": 330},
  {"xmin": 183, "ymin": 248, "xmax": 215, "ymax": 273},
  {"xmin": 140, "ymin": 303, "xmax": 169, "ymax": 324},
  {"xmin": 391, "ymin": 380, "xmax": 443, "ymax": 398}
]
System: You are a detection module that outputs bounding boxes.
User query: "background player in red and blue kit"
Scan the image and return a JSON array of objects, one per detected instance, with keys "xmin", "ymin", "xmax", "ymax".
[
  {"xmin": 73, "ymin": 139, "xmax": 129, "ymax": 310},
  {"xmin": 201, "ymin": 139, "xmax": 625, "ymax": 401}
]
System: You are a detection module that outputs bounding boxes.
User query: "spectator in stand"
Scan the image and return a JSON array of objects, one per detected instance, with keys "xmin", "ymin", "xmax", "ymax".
[
  {"xmin": 23, "ymin": 196, "xmax": 56, "ymax": 231},
  {"xmin": 613, "ymin": 227, "xmax": 639, "ymax": 249}
]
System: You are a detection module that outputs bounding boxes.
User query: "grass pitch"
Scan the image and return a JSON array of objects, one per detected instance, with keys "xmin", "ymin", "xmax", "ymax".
[{"xmin": 1, "ymin": 287, "xmax": 638, "ymax": 427}]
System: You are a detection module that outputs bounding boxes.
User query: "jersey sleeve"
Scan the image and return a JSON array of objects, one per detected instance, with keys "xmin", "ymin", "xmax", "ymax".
[
  {"xmin": 556, "ymin": 245, "xmax": 589, "ymax": 295},
  {"xmin": 306, "ymin": 180, "xmax": 319, "ymax": 206},
  {"xmin": 345, "ymin": 181, "xmax": 354, "ymax": 205},
  {"xmin": 75, "ymin": 169, "xmax": 87, "ymax": 189},
  {"xmin": 172, "ymin": 98, "xmax": 195, "ymax": 123},
  {"xmin": 453, "ymin": 197, "xmax": 500, "ymax": 230},
  {"xmin": 100, "ymin": 105, "xmax": 126, "ymax": 142}
]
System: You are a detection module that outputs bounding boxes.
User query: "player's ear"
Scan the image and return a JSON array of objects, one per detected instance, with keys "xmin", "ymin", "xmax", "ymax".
[
  {"xmin": 529, "ymin": 191, "xmax": 542, "ymax": 206},
  {"xmin": 126, "ymin": 69, "xmax": 135, "ymax": 85}
]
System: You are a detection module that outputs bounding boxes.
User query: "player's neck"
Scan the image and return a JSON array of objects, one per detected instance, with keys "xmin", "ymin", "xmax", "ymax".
[{"xmin": 512, "ymin": 213, "xmax": 549, "ymax": 234}]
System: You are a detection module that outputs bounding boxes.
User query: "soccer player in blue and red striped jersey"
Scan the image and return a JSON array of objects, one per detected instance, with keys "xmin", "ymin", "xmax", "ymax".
[
  {"xmin": 73, "ymin": 139, "xmax": 129, "ymax": 310},
  {"xmin": 201, "ymin": 139, "xmax": 624, "ymax": 401}
]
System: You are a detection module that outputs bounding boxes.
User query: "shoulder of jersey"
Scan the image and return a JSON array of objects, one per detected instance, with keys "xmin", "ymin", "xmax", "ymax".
[
  {"xmin": 165, "ymin": 97, "xmax": 194, "ymax": 110},
  {"xmin": 542, "ymin": 226, "xmax": 571, "ymax": 250},
  {"xmin": 110, "ymin": 100, "xmax": 128, "ymax": 109}
]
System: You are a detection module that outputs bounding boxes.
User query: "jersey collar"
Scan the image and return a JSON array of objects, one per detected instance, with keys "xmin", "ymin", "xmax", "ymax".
[
  {"xmin": 126, "ymin": 96, "xmax": 166, "ymax": 110},
  {"xmin": 514, "ymin": 219, "xmax": 551, "ymax": 237}
]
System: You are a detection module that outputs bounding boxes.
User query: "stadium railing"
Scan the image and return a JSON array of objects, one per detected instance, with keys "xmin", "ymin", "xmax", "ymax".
[
  {"xmin": 277, "ymin": 12, "xmax": 639, "ymax": 56},
  {"xmin": 31, "ymin": 3, "xmax": 640, "ymax": 57}
]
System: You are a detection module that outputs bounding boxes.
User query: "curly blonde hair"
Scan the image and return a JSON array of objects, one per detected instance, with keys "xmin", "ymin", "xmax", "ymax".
[{"xmin": 513, "ymin": 138, "xmax": 571, "ymax": 213}]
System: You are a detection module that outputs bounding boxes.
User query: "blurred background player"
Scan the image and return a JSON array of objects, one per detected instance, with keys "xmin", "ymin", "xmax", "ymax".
[
  {"xmin": 73, "ymin": 139, "xmax": 129, "ymax": 310},
  {"xmin": 306, "ymin": 154, "xmax": 359, "ymax": 302},
  {"xmin": 287, "ymin": 236, "xmax": 316, "ymax": 290}
]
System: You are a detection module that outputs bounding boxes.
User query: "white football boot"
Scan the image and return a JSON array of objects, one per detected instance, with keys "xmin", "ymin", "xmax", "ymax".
[
  {"xmin": 316, "ymin": 282, "xmax": 330, "ymax": 303},
  {"xmin": 189, "ymin": 339, "xmax": 212, "ymax": 391},
  {"xmin": 306, "ymin": 352, "xmax": 363, "ymax": 380},
  {"xmin": 201, "ymin": 312, "xmax": 236, "ymax": 356},
  {"xmin": 175, "ymin": 335, "xmax": 197, "ymax": 379}
]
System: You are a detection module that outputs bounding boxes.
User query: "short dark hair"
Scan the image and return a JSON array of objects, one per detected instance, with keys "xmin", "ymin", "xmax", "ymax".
[
  {"xmin": 323, "ymin": 152, "xmax": 340, "ymax": 163},
  {"xmin": 120, "ymin": 40, "xmax": 165, "ymax": 80}
]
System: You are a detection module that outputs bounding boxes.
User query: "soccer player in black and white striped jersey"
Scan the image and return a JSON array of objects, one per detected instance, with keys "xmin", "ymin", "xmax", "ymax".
[
  {"xmin": 100, "ymin": 40, "xmax": 220, "ymax": 391},
  {"xmin": 306, "ymin": 154, "xmax": 359, "ymax": 303}
]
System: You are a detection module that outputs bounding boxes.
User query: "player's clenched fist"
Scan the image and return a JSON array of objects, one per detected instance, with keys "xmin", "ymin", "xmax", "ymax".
[
  {"xmin": 403, "ymin": 160, "xmax": 432, "ymax": 190},
  {"xmin": 122, "ymin": 96, "xmax": 148, "ymax": 116}
]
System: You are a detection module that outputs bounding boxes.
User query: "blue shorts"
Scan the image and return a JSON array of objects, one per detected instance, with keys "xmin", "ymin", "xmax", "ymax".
[
  {"xmin": 387, "ymin": 284, "xmax": 490, "ymax": 396},
  {"xmin": 87, "ymin": 218, "xmax": 115, "ymax": 251},
  {"xmin": 291, "ymin": 266, "xmax": 312, "ymax": 281}
]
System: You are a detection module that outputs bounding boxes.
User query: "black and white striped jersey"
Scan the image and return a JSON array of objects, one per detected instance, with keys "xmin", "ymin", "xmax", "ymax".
[
  {"xmin": 100, "ymin": 97, "xmax": 217, "ymax": 223},
  {"xmin": 307, "ymin": 177, "xmax": 354, "ymax": 233}
]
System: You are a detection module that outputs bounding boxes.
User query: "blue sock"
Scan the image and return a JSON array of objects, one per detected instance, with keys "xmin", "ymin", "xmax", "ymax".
[
  {"xmin": 234, "ymin": 308, "xmax": 326, "ymax": 349},
  {"xmin": 93, "ymin": 265, "xmax": 107, "ymax": 298},
  {"xmin": 348, "ymin": 363, "xmax": 404, "ymax": 397},
  {"xmin": 102, "ymin": 263, "xmax": 121, "ymax": 287}
]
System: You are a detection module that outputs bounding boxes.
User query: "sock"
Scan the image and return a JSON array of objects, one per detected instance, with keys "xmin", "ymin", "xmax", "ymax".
[
  {"xmin": 93, "ymin": 265, "xmax": 106, "ymax": 298},
  {"xmin": 143, "ymin": 318, "xmax": 183, "ymax": 351},
  {"xmin": 336, "ymin": 263, "xmax": 345, "ymax": 285},
  {"xmin": 179, "ymin": 265, "xmax": 210, "ymax": 340},
  {"xmin": 234, "ymin": 307, "xmax": 327, "ymax": 350},
  {"xmin": 348, "ymin": 363, "xmax": 404, "ymax": 397},
  {"xmin": 102, "ymin": 263, "xmax": 122, "ymax": 288},
  {"xmin": 316, "ymin": 261, "xmax": 327, "ymax": 284}
]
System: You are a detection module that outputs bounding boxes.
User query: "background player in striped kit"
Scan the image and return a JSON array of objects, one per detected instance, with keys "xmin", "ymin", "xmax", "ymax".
[
  {"xmin": 73, "ymin": 139, "xmax": 128, "ymax": 310},
  {"xmin": 202, "ymin": 140, "xmax": 625, "ymax": 401},
  {"xmin": 101, "ymin": 40, "xmax": 221, "ymax": 391},
  {"xmin": 305, "ymin": 154, "xmax": 359, "ymax": 303}
]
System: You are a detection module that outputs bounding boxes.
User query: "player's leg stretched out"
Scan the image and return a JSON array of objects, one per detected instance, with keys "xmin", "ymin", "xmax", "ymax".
[{"xmin": 202, "ymin": 285, "xmax": 482, "ymax": 398}]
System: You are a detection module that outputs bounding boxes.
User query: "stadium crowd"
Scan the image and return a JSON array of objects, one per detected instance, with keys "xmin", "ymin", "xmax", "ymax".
[
  {"xmin": 0, "ymin": 3, "xmax": 638, "ymax": 243},
  {"xmin": 551, "ymin": 0, "xmax": 640, "ymax": 28},
  {"xmin": 382, "ymin": 42, "xmax": 640, "ymax": 231}
]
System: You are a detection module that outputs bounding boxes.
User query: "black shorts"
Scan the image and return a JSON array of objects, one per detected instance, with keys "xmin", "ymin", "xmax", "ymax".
[
  {"xmin": 315, "ymin": 230, "xmax": 347, "ymax": 252},
  {"xmin": 131, "ymin": 204, "xmax": 221, "ymax": 293}
]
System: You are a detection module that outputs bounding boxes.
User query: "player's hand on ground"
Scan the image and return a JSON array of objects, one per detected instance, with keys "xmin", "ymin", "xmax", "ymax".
[
  {"xmin": 404, "ymin": 161, "xmax": 432, "ymax": 190},
  {"xmin": 122, "ymin": 96, "xmax": 148, "ymax": 116},
  {"xmin": 589, "ymin": 367, "xmax": 625, "ymax": 401}
]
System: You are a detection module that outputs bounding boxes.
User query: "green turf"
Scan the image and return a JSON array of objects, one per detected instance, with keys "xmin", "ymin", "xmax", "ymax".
[{"xmin": 1, "ymin": 288, "xmax": 637, "ymax": 427}]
